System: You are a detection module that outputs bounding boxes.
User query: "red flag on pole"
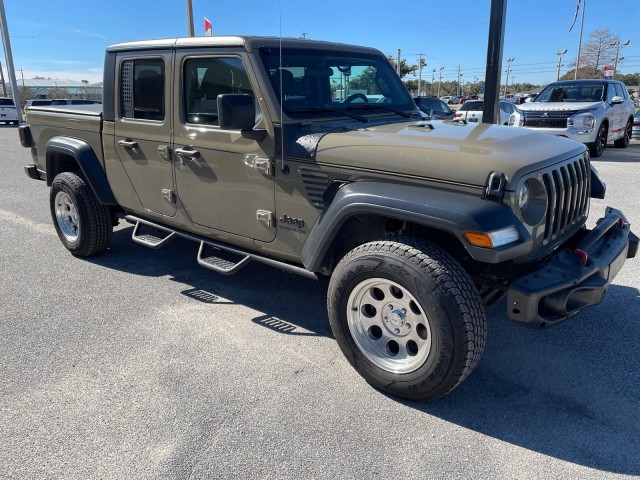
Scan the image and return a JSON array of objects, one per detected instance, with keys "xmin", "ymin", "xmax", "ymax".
[{"xmin": 204, "ymin": 17, "xmax": 212, "ymax": 36}]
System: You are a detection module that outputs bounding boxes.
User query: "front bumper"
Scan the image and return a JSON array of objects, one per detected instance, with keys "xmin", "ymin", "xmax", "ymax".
[
  {"xmin": 507, "ymin": 207, "xmax": 637, "ymax": 327},
  {"xmin": 523, "ymin": 125, "xmax": 597, "ymax": 144}
]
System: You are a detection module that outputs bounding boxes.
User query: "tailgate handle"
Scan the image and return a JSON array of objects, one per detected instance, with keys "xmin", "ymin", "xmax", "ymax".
[{"xmin": 118, "ymin": 139, "xmax": 139, "ymax": 149}]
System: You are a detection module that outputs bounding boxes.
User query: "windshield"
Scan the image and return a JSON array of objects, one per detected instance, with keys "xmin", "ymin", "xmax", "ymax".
[
  {"xmin": 534, "ymin": 82, "xmax": 606, "ymax": 103},
  {"xmin": 0, "ymin": 98, "xmax": 15, "ymax": 106},
  {"xmin": 460, "ymin": 101, "xmax": 483, "ymax": 111},
  {"xmin": 260, "ymin": 47, "xmax": 415, "ymax": 120}
]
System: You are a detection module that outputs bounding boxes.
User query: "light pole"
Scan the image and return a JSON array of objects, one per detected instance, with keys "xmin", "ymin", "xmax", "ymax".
[
  {"xmin": 503, "ymin": 57, "xmax": 514, "ymax": 97},
  {"xmin": 473, "ymin": 76, "xmax": 478, "ymax": 95},
  {"xmin": 556, "ymin": 49, "xmax": 567, "ymax": 80},
  {"xmin": 432, "ymin": 69, "xmax": 436, "ymax": 95},
  {"xmin": 610, "ymin": 39, "xmax": 630, "ymax": 79},
  {"xmin": 458, "ymin": 72, "xmax": 463, "ymax": 97},
  {"xmin": 437, "ymin": 66, "xmax": 444, "ymax": 98}
]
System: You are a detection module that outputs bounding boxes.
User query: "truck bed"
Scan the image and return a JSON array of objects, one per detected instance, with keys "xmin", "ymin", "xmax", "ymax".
[{"xmin": 27, "ymin": 104, "xmax": 104, "ymax": 171}]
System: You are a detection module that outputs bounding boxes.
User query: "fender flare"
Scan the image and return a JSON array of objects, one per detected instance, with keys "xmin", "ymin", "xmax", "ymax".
[
  {"xmin": 45, "ymin": 137, "xmax": 118, "ymax": 205},
  {"xmin": 300, "ymin": 181, "xmax": 532, "ymax": 271}
]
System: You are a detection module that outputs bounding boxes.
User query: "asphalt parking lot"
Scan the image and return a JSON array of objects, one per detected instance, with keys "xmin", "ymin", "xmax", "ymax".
[{"xmin": 1, "ymin": 125, "xmax": 639, "ymax": 479}]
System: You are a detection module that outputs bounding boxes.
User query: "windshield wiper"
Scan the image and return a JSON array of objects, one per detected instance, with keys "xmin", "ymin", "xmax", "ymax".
[
  {"xmin": 287, "ymin": 106, "xmax": 368, "ymax": 123},
  {"xmin": 346, "ymin": 103, "xmax": 413, "ymax": 118}
]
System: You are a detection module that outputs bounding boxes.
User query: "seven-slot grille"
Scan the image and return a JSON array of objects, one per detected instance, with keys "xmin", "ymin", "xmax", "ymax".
[
  {"xmin": 523, "ymin": 110, "xmax": 579, "ymax": 128},
  {"xmin": 541, "ymin": 155, "xmax": 590, "ymax": 243}
]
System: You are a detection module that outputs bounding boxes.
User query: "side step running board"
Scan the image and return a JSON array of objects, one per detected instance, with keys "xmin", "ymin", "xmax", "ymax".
[
  {"xmin": 125, "ymin": 215, "xmax": 318, "ymax": 281},
  {"xmin": 131, "ymin": 220, "xmax": 176, "ymax": 248},
  {"xmin": 197, "ymin": 242, "xmax": 252, "ymax": 275}
]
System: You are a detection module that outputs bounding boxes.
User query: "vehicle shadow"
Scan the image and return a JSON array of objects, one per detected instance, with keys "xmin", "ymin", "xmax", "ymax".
[
  {"xmin": 596, "ymin": 142, "xmax": 640, "ymax": 163},
  {"xmin": 87, "ymin": 225, "xmax": 331, "ymax": 337},
  {"xmin": 88, "ymin": 225, "xmax": 639, "ymax": 474},
  {"xmin": 404, "ymin": 286, "xmax": 640, "ymax": 475}
]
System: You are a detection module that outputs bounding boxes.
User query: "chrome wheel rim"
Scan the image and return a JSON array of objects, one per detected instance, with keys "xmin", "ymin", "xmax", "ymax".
[
  {"xmin": 347, "ymin": 278, "xmax": 432, "ymax": 374},
  {"xmin": 54, "ymin": 191, "xmax": 80, "ymax": 242}
]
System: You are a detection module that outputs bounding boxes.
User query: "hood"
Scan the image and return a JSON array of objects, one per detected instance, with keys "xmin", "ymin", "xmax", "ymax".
[
  {"xmin": 518, "ymin": 101, "xmax": 603, "ymax": 112},
  {"xmin": 314, "ymin": 121, "xmax": 585, "ymax": 188}
]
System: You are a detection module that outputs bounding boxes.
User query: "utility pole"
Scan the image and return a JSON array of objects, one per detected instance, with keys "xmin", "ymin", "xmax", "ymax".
[
  {"xmin": 457, "ymin": 65, "xmax": 461, "ymax": 96},
  {"xmin": 396, "ymin": 49, "xmax": 401, "ymax": 76},
  {"xmin": 503, "ymin": 57, "xmax": 514, "ymax": 97},
  {"xmin": 437, "ymin": 66, "xmax": 444, "ymax": 98},
  {"xmin": 432, "ymin": 69, "xmax": 436, "ymax": 96},
  {"xmin": 186, "ymin": 0, "xmax": 194, "ymax": 37},
  {"xmin": 417, "ymin": 54, "xmax": 422, "ymax": 97},
  {"xmin": 0, "ymin": 0, "xmax": 23, "ymax": 121},
  {"xmin": 574, "ymin": 0, "xmax": 586, "ymax": 79},
  {"xmin": 611, "ymin": 39, "xmax": 630, "ymax": 79},
  {"xmin": 0, "ymin": 59, "xmax": 7, "ymax": 97},
  {"xmin": 556, "ymin": 49, "xmax": 567, "ymax": 81}
]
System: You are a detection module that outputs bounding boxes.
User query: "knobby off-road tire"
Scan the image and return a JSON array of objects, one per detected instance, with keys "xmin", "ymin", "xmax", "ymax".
[
  {"xmin": 614, "ymin": 118, "xmax": 633, "ymax": 148},
  {"xmin": 50, "ymin": 172, "xmax": 113, "ymax": 256},
  {"xmin": 328, "ymin": 238, "xmax": 486, "ymax": 401}
]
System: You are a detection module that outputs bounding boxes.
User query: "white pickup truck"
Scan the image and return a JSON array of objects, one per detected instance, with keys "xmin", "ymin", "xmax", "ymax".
[
  {"xmin": 509, "ymin": 79, "xmax": 635, "ymax": 157},
  {"xmin": 0, "ymin": 97, "xmax": 19, "ymax": 125}
]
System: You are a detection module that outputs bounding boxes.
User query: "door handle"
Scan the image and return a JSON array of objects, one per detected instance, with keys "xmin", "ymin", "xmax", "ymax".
[
  {"xmin": 118, "ymin": 139, "xmax": 139, "ymax": 149},
  {"xmin": 174, "ymin": 147, "xmax": 201, "ymax": 162}
]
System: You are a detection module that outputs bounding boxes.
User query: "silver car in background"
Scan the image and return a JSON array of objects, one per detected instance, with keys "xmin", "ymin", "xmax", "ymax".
[{"xmin": 509, "ymin": 79, "xmax": 635, "ymax": 157}]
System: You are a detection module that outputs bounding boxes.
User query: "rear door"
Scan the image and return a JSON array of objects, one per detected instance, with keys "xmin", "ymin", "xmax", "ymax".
[
  {"xmin": 113, "ymin": 52, "xmax": 176, "ymax": 217},
  {"xmin": 172, "ymin": 50, "xmax": 276, "ymax": 242}
]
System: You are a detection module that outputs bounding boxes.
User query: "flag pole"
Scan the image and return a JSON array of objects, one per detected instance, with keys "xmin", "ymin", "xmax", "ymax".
[{"xmin": 574, "ymin": 0, "xmax": 586, "ymax": 79}]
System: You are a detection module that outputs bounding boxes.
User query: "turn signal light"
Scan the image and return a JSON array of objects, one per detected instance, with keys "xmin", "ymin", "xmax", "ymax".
[{"xmin": 464, "ymin": 232, "xmax": 494, "ymax": 248}]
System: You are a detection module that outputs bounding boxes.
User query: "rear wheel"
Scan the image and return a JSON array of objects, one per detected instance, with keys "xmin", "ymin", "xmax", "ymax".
[
  {"xmin": 50, "ymin": 172, "xmax": 113, "ymax": 256},
  {"xmin": 614, "ymin": 118, "xmax": 633, "ymax": 148},
  {"xmin": 589, "ymin": 123, "xmax": 608, "ymax": 157},
  {"xmin": 327, "ymin": 238, "xmax": 486, "ymax": 401}
]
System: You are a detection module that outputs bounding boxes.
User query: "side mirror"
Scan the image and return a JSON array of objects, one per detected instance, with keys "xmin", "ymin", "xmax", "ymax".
[
  {"xmin": 217, "ymin": 94, "xmax": 256, "ymax": 130},
  {"xmin": 611, "ymin": 95, "xmax": 624, "ymax": 105}
]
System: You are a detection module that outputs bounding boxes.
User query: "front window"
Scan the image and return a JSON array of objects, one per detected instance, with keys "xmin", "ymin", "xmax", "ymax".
[
  {"xmin": 183, "ymin": 56, "xmax": 257, "ymax": 126},
  {"xmin": 534, "ymin": 82, "xmax": 606, "ymax": 103},
  {"xmin": 260, "ymin": 47, "xmax": 415, "ymax": 120}
]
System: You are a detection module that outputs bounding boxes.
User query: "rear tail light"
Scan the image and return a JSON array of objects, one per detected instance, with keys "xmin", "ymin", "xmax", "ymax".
[{"xmin": 18, "ymin": 125, "xmax": 33, "ymax": 148}]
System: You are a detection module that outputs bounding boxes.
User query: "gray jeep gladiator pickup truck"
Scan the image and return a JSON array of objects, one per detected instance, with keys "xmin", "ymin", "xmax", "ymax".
[{"xmin": 19, "ymin": 36, "xmax": 637, "ymax": 400}]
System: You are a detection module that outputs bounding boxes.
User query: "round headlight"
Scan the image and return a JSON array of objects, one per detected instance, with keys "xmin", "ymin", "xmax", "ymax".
[
  {"xmin": 516, "ymin": 182, "xmax": 529, "ymax": 211},
  {"xmin": 517, "ymin": 178, "xmax": 547, "ymax": 226}
]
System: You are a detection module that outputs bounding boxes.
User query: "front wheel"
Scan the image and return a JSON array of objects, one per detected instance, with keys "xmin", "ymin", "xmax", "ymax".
[
  {"xmin": 50, "ymin": 171, "xmax": 113, "ymax": 256},
  {"xmin": 588, "ymin": 123, "xmax": 608, "ymax": 157},
  {"xmin": 327, "ymin": 238, "xmax": 487, "ymax": 401}
]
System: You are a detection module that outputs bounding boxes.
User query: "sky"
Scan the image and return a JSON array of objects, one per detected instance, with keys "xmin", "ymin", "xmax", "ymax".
[{"xmin": 1, "ymin": 0, "xmax": 639, "ymax": 87}]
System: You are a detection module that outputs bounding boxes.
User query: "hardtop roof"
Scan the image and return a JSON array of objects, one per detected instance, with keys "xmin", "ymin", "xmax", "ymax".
[{"xmin": 106, "ymin": 36, "xmax": 381, "ymax": 56}]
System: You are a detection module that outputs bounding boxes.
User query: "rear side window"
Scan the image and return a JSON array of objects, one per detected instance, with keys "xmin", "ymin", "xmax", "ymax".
[
  {"xmin": 120, "ymin": 58, "xmax": 165, "ymax": 121},
  {"xmin": 0, "ymin": 98, "xmax": 15, "ymax": 106}
]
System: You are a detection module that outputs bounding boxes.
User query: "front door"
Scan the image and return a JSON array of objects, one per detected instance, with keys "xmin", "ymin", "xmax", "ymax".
[
  {"xmin": 172, "ymin": 52, "xmax": 276, "ymax": 242},
  {"xmin": 114, "ymin": 52, "xmax": 176, "ymax": 217}
]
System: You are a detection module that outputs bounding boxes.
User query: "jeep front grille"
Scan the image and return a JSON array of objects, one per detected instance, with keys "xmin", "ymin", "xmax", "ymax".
[
  {"xmin": 523, "ymin": 110, "xmax": 579, "ymax": 129},
  {"xmin": 541, "ymin": 155, "xmax": 590, "ymax": 243}
]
